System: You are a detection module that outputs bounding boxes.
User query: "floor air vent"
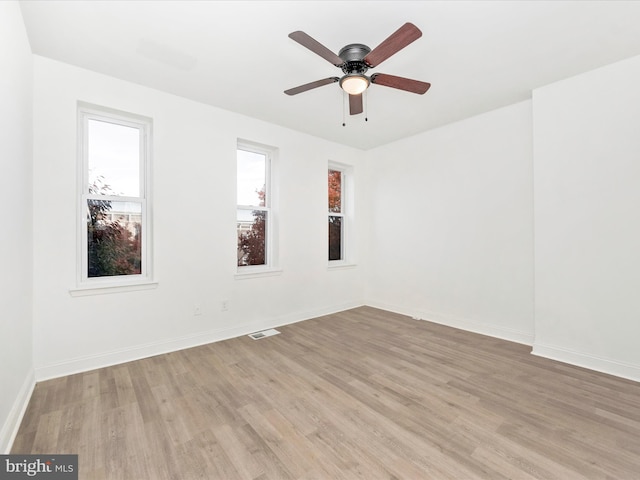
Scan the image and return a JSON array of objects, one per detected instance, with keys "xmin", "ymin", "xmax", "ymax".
[{"xmin": 248, "ymin": 328, "xmax": 281, "ymax": 340}]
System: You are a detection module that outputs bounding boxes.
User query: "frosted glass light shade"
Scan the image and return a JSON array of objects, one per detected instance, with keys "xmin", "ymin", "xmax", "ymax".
[{"xmin": 340, "ymin": 75, "xmax": 369, "ymax": 95}]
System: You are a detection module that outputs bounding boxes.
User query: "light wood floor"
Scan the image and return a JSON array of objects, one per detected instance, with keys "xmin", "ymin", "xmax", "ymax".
[{"xmin": 12, "ymin": 307, "xmax": 640, "ymax": 479}]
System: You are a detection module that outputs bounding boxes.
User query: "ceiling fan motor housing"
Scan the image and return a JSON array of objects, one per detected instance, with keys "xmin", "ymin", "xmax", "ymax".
[{"xmin": 339, "ymin": 43, "xmax": 371, "ymax": 75}]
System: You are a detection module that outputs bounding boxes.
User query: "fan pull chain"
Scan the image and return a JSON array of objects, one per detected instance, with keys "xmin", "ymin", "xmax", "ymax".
[
  {"xmin": 342, "ymin": 91, "xmax": 346, "ymax": 127},
  {"xmin": 365, "ymin": 91, "xmax": 368, "ymax": 122}
]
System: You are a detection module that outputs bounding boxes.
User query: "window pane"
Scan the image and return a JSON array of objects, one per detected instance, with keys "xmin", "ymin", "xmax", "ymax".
[
  {"xmin": 237, "ymin": 209, "xmax": 267, "ymax": 266},
  {"xmin": 87, "ymin": 199, "xmax": 142, "ymax": 277},
  {"xmin": 237, "ymin": 149, "xmax": 266, "ymax": 206},
  {"xmin": 329, "ymin": 215, "xmax": 342, "ymax": 261},
  {"xmin": 328, "ymin": 169, "xmax": 342, "ymax": 213},
  {"xmin": 88, "ymin": 119, "xmax": 140, "ymax": 197}
]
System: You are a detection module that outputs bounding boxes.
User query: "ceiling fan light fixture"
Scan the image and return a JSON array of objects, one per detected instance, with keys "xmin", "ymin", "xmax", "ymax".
[{"xmin": 340, "ymin": 74, "xmax": 369, "ymax": 95}]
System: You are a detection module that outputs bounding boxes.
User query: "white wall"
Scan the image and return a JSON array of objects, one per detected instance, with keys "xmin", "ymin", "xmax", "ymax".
[
  {"xmin": 532, "ymin": 54, "xmax": 640, "ymax": 381},
  {"xmin": 32, "ymin": 56, "xmax": 366, "ymax": 379},
  {"xmin": 0, "ymin": 1, "xmax": 35, "ymax": 453},
  {"xmin": 364, "ymin": 101, "xmax": 534, "ymax": 344},
  {"xmin": 13, "ymin": 12, "xmax": 640, "ymax": 451}
]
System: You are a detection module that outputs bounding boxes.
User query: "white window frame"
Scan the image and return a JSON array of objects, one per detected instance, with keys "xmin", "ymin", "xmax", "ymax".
[
  {"xmin": 235, "ymin": 140, "xmax": 280, "ymax": 278},
  {"xmin": 72, "ymin": 103, "xmax": 155, "ymax": 295},
  {"xmin": 328, "ymin": 161, "xmax": 355, "ymax": 268}
]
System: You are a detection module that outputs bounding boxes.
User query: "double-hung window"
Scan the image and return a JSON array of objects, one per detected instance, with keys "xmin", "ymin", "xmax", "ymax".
[
  {"xmin": 77, "ymin": 104, "xmax": 152, "ymax": 289},
  {"xmin": 237, "ymin": 141, "xmax": 277, "ymax": 272},
  {"xmin": 328, "ymin": 163, "xmax": 353, "ymax": 264}
]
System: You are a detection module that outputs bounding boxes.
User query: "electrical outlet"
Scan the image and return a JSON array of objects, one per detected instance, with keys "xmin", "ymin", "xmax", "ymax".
[
  {"xmin": 194, "ymin": 304, "xmax": 202, "ymax": 316},
  {"xmin": 221, "ymin": 300, "xmax": 229, "ymax": 312}
]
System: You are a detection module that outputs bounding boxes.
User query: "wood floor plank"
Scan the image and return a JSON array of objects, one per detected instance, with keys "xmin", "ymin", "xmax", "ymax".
[{"xmin": 11, "ymin": 306, "xmax": 640, "ymax": 478}]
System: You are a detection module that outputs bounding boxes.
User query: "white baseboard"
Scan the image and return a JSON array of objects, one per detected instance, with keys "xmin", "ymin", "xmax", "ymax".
[
  {"xmin": 532, "ymin": 343, "xmax": 640, "ymax": 383},
  {"xmin": 1, "ymin": 370, "xmax": 35, "ymax": 454},
  {"xmin": 35, "ymin": 301, "xmax": 364, "ymax": 381},
  {"xmin": 365, "ymin": 301, "xmax": 640, "ymax": 383},
  {"xmin": 366, "ymin": 300, "xmax": 535, "ymax": 346}
]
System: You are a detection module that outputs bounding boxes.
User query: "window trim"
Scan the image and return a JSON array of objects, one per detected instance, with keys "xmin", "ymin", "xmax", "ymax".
[
  {"xmin": 328, "ymin": 161, "xmax": 355, "ymax": 268},
  {"xmin": 236, "ymin": 139, "xmax": 279, "ymax": 277},
  {"xmin": 74, "ymin": 102, "xmax": 154, "ymax": 292},
  {"xmin": 328, "ymin": 168, "xmax": 345, "ymax": 261}
]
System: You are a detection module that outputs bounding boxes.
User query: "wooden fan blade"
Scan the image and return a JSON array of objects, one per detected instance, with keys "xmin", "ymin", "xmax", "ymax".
[
  {"xmin": 349, "ymin": 94, "xmax": 363, "ymax": 115},
  {"xmin": 370, "ymin": 73, "xmax": 431, "ymax": 94},
  {"xmin": 284, "ymin": 77, "xmax": 339, "ymax": 96},
  {"xmin": 289, "ymin": 31, "xmax": 344, "ymax": 67},
  {"xmin": 364, "ymin": 23, "xmax": 422, "ymax": 68}
]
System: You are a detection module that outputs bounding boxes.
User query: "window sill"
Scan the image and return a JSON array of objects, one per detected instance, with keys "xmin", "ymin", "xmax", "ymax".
[
  {"xmin": 328, "ymin": 262, "xmax": 357, "ymax": 270},
  {"xmin": 234, "ymin": 268, "xmax": 283, "ymax": 280},
  {"xmin": 69, "ymin": 281, "xmax": 159, "ymax": 297}
]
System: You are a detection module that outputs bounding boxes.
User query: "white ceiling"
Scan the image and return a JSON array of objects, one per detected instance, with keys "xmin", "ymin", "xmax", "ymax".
[{"xmin": 19, "ymin": 0, "xmax": 640, "ymax": 150}]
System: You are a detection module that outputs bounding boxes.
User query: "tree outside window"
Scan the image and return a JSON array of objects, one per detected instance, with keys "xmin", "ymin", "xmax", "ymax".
[{"xmin": 87, "ymin": 178, "xmax": 142, "ymax": 277}]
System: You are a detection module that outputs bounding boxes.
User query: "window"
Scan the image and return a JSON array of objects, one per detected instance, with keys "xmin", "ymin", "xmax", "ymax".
[
  {"xmin": 77, "ymin": 104, "xmax": 152, "ymax": 288},
  {"xmin": 237, "ymin": 141, "xmax": 277, "ymax": 272},
  {"xmin": 328, "ymin": 163, "xmax": 352, "ymax": 264}
]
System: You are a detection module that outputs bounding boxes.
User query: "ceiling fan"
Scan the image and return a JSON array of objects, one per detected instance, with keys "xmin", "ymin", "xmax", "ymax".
[{"xmin": 284, "ymin": 23, "xmax": 431, "ymax": 116}]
